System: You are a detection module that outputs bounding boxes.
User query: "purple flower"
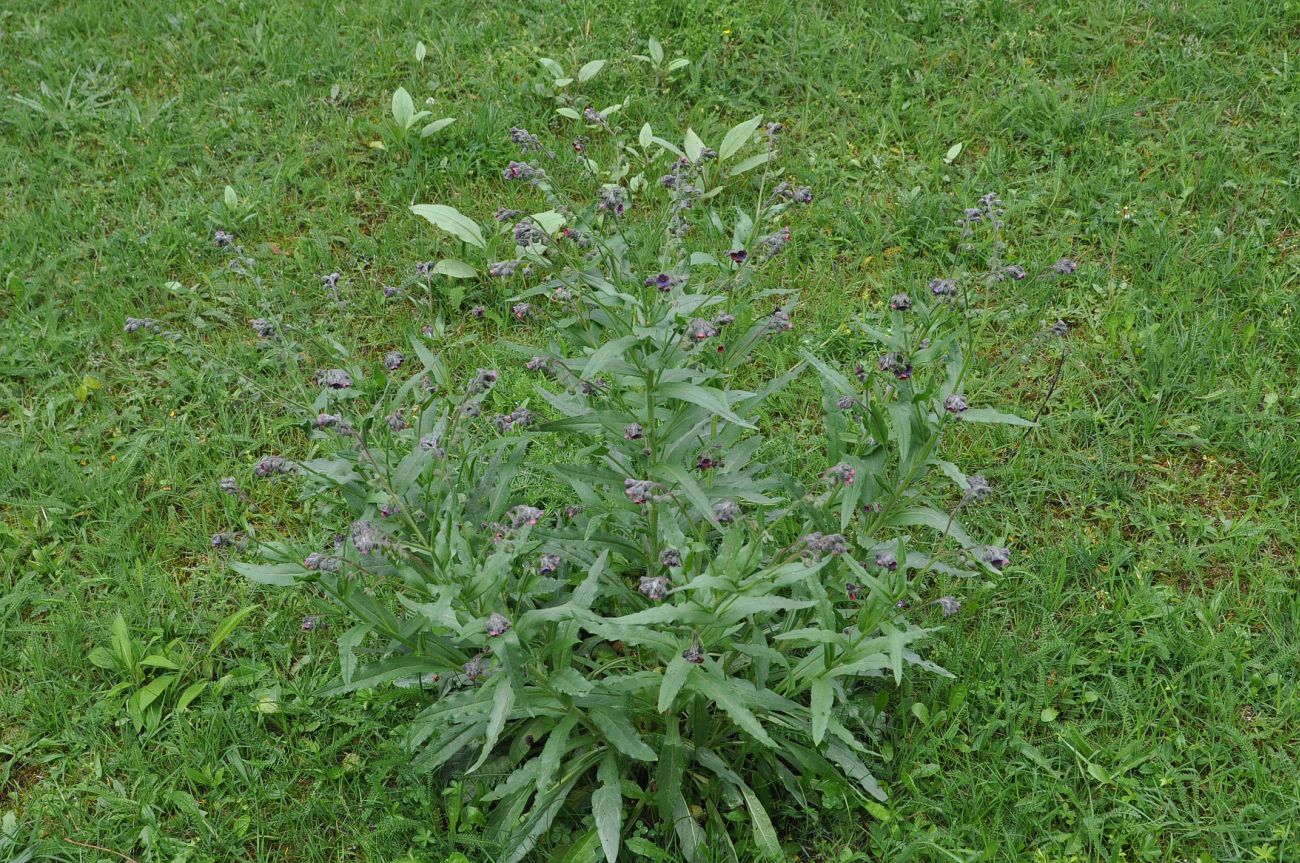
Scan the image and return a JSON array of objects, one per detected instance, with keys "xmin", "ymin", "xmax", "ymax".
[
  {"xmin": 978, "ymin": 546, "xmax": 1012, "ymax": 570},
  {"xmin": 489, "ymin": 260, "xmax": 522, "ymax": 278},
  {"xmin": 415, "ymin": 260, "xmax": 435, "ymax": 277},
  {"xmin": 639, "ymin": 576, "xmax": 670, "ymax": 601},
  {"xmin": 213, "ymin": 230, "xmax": 235, "ymax": 248},
  {"xmin": 624, "ymin": 478, "xmax": 659, "ymax": 505},
  {"xmin": 846, "ymin": 583, "xmax": 861, "ymax": 601},
  {"xmin": 513, "ymin": 218, "xmax": 546, "ymax": 247},
  {"xmin": 804, "ymin": 532, "xmax": 847, "ymax": 555},
  {"xmin": 321, "ymin": 272, "xmax": 341, "ymax": 289},
  {"xmin": 507, "ymin": 505, "xmax": 543, "ymax": 528},
  {"xmin": 712, "ymin": 500, "xmax": 741, "ymax": 524},
  {"xmin": 966, "ymin": 474, "xmax": 992, "ymax": 500},
  {"xmin": 508, "ymin": 126, "xmax": 541, "ymax": 150},
  {"xmin": 248, "ymin": 318, "xmax": 274, "ymax": 339},
  {"xmin": 350, "ymin": 520, "xmax": 384, "ymax": 554},
  {"xmin": 766, "ymin": 309, "xmax": 793, "ymax": 334},
  {"xmin": 384, "ymin": 350, "xmax": 405, "ymax": 372},
  {"xmin": 682, "ymin": 636, "xmax": 705, "ymax": 664},
  {"xmin": 875, "ymin": 550, "xmax": 898, "ymax": 571},
  {"xmin": 1051, "ymin": 258, "xmax": 1078, "ymax": 276},
  {"xmin": 469, "ymin": 368, "xmax": 498, "ymax": 393},
  {"xmin": 934, "ymin": 596, "xmax": 962, "ymax": 616},
  {"xmin": 695, "ymin": 454, "xmax": 721, "ymax": 471},
  {"xmin": 418, "ymin": 434, "xmax": 444, "ymax": 456},
  {"xmin": 623, "ymin": 423, "xmax": 644, "ymax": 441},
  {"xmin": 539, "ymin": 553, "xmax": 561, "ymax": 575},
  {"xmin": 210, "ymin": 531, "xmax": 240, "ymax": 549},
  {"xmin": 759, "ymin": 226, "xmax": 791, "ymax": 259},
  {"xmin": 495, "ymin": 208, "xmax": 524, "ymax": 222},
  {"xmin": 1003, "ymin": 264, "xmax": 1027, "ymax": 281},
  {"xmin": 123, "ymin": 317, "xmax": 158, "ymax": 333},
  {"xmin": 564, "ymin": 505, "xmax": 583, "ymax": 520},
  {"xmin": 794, "ymin": 186, "xmax": 813, "ymax": 204},
  {"xmin": 836, "ymin": 395, "xmax": 856, "ymax": 411},
  {"xmin": 316, "ymin": 413, "xmax": 354, "ymax": 435},
  {"xmin": 382, "ymin": 285, "xmax": 400, "ymax": 298},
  {"xmin": 463, "ymin": 655, "xmax": 488, "ymax": 682},
  {"xmin": 686, "ymin": 318, "xmax": 718, "ymax": 342},
  {"xmin": 824, "ymin": 463, "xmax": 856, "ymax": 485},
  {"xmin": 728, "ymin": 249, "xmax": 748, "ymax": 264},
  {"xmin": 485, "ymin": 612, "xmax": 510, "ymax": 637},
  {"xmin": 525, "ymin": 356, "xmax": 550, "ymax": 373},
  {"xmin": 218, "ymin": 477, "xmax": 243, "ymax": 497},
  {"xmin": 503, "ymin": 161, "xmax": 545, "ymax": 182},
  {"xmin": 386, "ymin": 411, "xmax": 408, "ymax": 432},
  {"xmin": 877, "ymin": 352, "xmax": 912, "ymax": 381},
  {"xmin": 1050, "ymin": 319, "xmax": 1070, "ymax": 337},
  {"xmin": 645, "ymin": 272, "xmax": 678, "ymax": 291},
  {"xmin": 304, "ymin": 551, "xmax": 342, "ymax": 572},
  {"xmin": 253, "ymin": 455, "xmax": 292, "ymax": 477},
  {"xmin": 713, "ymin": 313, "xmax": 735, "ymax": 327},
  {"xmin": 300, "ymin": 615, "xmax": 324, "ymax": 631},
  {"xmin": 551, "ymin": 285, "xmax": 573, "ymax": 302},
  {"xmin": 597, "ymin": 186, "xmax": 628, "ymax": 215},
  {"xmin": 511, "ymin": 302, "xmax": 532, "ymax": 321},
  {"xmin": 765, "ymin": 122, "xmax": 783, "ymax": 143},
  {"xmin": 660, "ymin": 548, "xmax": 681, "ymax": 568},
  {"xmin": 469, "ymin": 305, "xmax": 486, "ymax": 319},
  {"xmin": 582, "ymin": 106, "xmax": 606, "ymax": 125},
  {"xmin": 944, "ymin": 394, "xmax": 968, "ymax": 413},
  {"xmin": 315, "ymin": 369, "xmax": 353, "ymax": 389},
  {"xmin": 929, "ymin": 278, "xmax": 958, "ymax": 297},
  {"xmin": 494, "ymin": 406, "xmax": 535, "ymax": 433},
  {"xmin": 889, "ymin": 293, "xmax": 912, "ymax": 311}
]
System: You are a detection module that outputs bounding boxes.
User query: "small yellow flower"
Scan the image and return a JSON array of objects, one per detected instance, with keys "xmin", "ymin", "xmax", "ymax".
[{"xmin": 722, "ymin": 29, "xmax": 732, "ymax": 35}]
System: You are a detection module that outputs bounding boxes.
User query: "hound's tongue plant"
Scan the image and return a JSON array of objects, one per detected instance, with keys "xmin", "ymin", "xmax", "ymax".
[{"xmin": 230, "ymin": 74, "xmax": 1049, "ymax": 862}]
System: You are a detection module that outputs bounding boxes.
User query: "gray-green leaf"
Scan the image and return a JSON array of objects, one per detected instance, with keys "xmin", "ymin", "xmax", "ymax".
[
  {"xmin": 410, "ymin": 203, "xmax": 486, "ymax": 249},
  {"xmin": 718, "ymin": 115, "xmax": 762, "ymax": 162},
  {"xmin": 592, "ymin": 753, "xmax": 622, "ymax": 863}
]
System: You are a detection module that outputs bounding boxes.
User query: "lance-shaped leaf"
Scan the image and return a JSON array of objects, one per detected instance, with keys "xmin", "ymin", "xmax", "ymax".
[
  {"xmin": 718, "ymin": 114, "xmax": 762, "ymax": 161},
  {"xmin": 411, "ymin": 203, "xmax": 486, "ymax": 249},
  {"xmin": 592, "ymin": 753, "xmax": 623, "ymax": 863}
]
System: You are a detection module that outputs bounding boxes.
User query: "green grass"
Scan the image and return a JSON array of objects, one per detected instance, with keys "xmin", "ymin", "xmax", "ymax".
[{"xmin": 3, "ymin": 0, "xmax": 1299, "ymax": 860}]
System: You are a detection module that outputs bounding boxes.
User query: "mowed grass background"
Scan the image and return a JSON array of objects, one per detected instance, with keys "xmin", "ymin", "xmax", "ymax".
[{"xmin": 3, "ymin": 0, "xmax": 1299, "ymax": 860}]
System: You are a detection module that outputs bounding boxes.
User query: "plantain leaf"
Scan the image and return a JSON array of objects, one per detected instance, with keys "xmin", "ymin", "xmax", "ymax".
[
  {"xmin": 391, "ymin": 87, "xmax": 415, "ymax": 129},
  {"xmin": 420, "ymin": 117, "xmax": 456, "ymax": 137}
]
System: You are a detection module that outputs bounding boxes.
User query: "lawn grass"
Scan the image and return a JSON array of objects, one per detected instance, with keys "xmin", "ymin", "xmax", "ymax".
[{"xmin": 3, "ymin": 0, "xmax": 1299, "ymax": 861}]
